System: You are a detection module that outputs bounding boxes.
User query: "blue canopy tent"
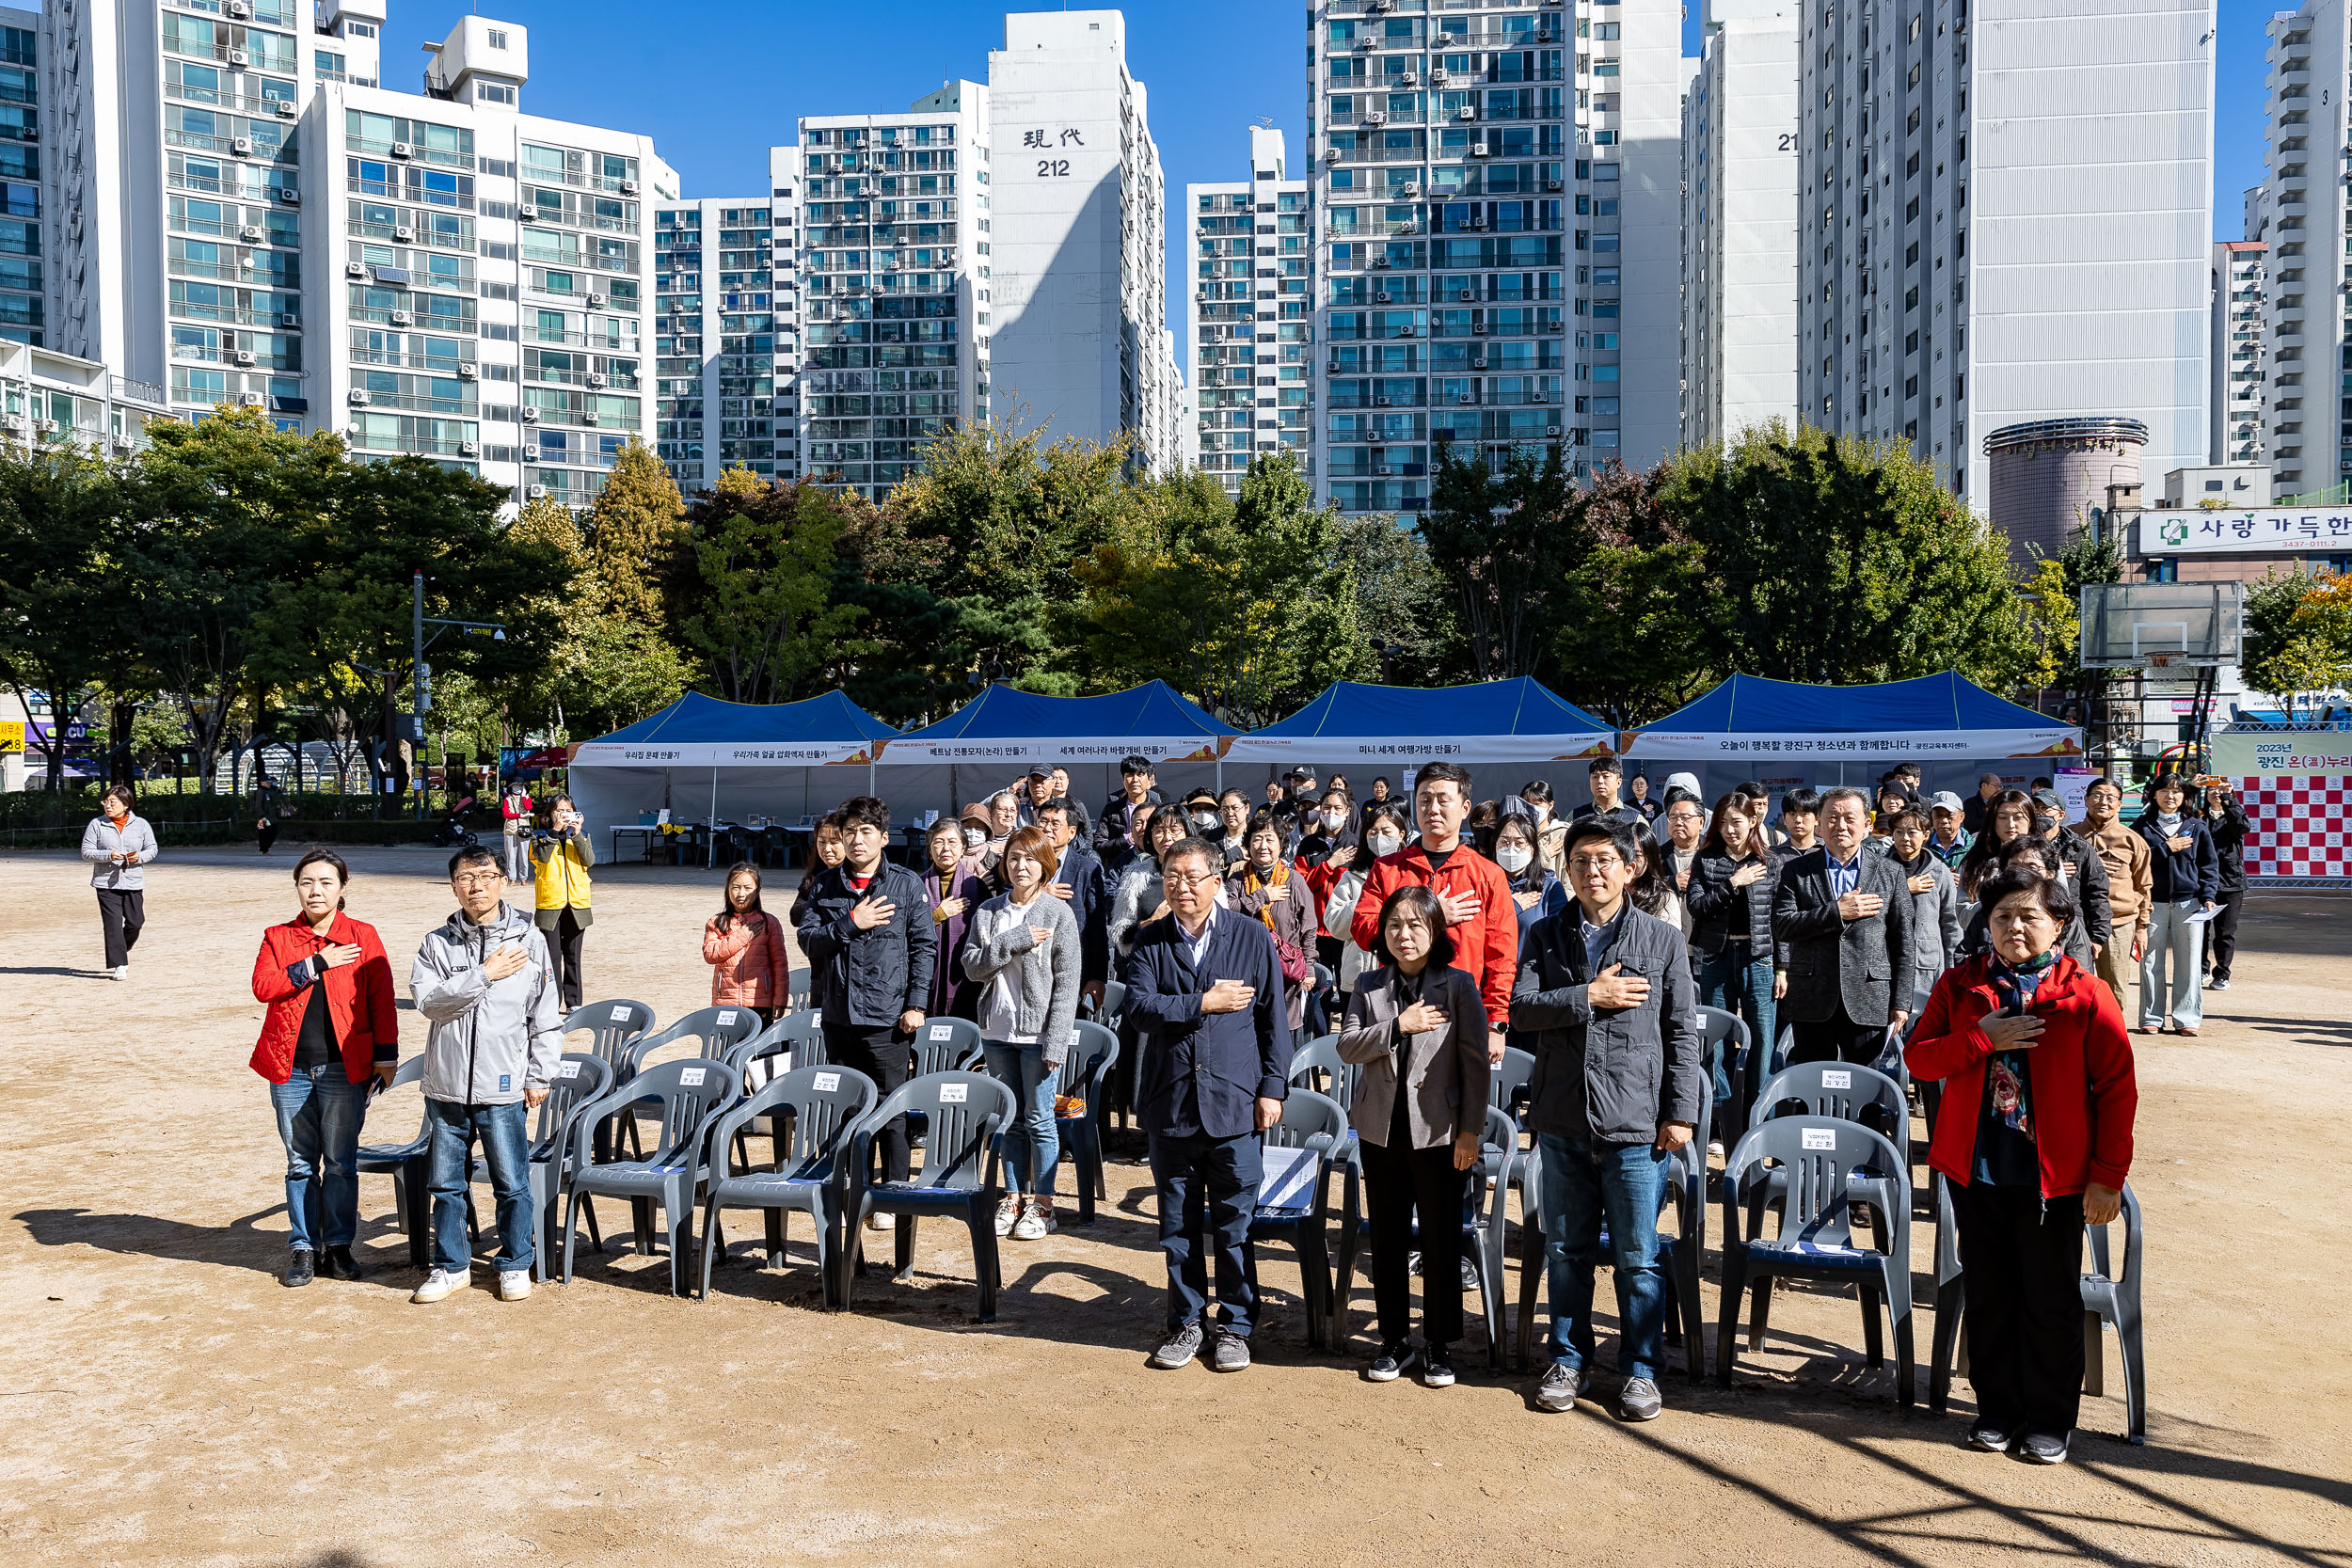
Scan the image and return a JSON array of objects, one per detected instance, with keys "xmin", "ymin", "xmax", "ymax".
[
  {"xmin": 568, "ymin": 690, "xmax": 898, "ymax": 852},
  {"xmin": 1223, "ymin": 678, "xmax": 1615, "ymax": 767},
  {"xmin": 1616, "ymin": 672, "xmax": 2084, "ymax": 805},
  {"xmin": 877, "ymin": 680, "xmax": 1239, "ymax": 767}
]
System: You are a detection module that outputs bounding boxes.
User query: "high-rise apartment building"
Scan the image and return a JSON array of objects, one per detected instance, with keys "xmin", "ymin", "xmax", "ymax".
[
  {"xmin": 654, "ymin": 193, "xmax": 790, "ymax": 489},
  {"xmin": 2249, "ymin": 1, "xmax": 2352, "ymax": 495},
  {"xmin": 2210, "ymin": 238, "xmax": 2265, "ymax": 467},
  {"xmin": 1306, "ymin": 0, "xmax": 1684, "ymax": 516},
  {"xmin": 791, "ymin": 81, "xmax": 990, "ymax": 502},
  {"xmin": 1680, "ymin": 0, "xmax": 1799, "ymax": 449},
  {"xmin": 0, "ymin": 12, "xmax": 40, "ymax": 346},
  {"xmin": 986, "ymin": 11, "xmax": 1180, "ymax": 469},
  {"xmin": 1184, "ymin": 125, "xmax": 1313, "ymax": 490},
  {"xmin": 1797, "ymin": 0, "xmax": 2216, "ymax": 510}
]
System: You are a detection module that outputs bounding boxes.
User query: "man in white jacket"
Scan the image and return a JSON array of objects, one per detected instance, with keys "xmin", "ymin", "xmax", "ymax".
[{"xmin": 409, "ymin": 845, "xmax": 563, "ymax": 1304}]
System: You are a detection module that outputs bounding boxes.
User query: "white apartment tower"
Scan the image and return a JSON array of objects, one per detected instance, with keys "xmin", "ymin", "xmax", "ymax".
[
  {"xmin": 0, "ymin": 11, "xmax": 41, "ymax": 346},
  {"xmin": 792, "ymin": 82, "xmax": 991, "ymax": 502},
  {"xmin": 986, "ymin": 11, "xmax": 1180, "ymax": 470},
  {"xmin": 2210, "ymin": 238, "xmax": 2265, "ymax": 467},
  {"xmin": 1680, "ymin": 0, "xmax": 1799, "ymax": 449},
  {"xmin": 2250, "ymin": 1, "xmax": 2352, "ymax": 495},
  {"xmin": 1797, "ymin": 0, "xmax": 2217, "ymax": 510},
  {"xmin": 653, "ymin": 190, "xmax": 793, "ymax": 490},
  {"xmin": 1307, "ymin": 0, "xmax": 1685, "ymax": 517},
  {"xmin": 1184, "ymin": 124, "xmax": 1313, "ymax": 489}
]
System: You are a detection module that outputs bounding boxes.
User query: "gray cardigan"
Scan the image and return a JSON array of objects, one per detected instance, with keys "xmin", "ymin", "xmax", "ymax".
[
  {"xmin": 82, "ymin": 815, "xmax": 158, "ymax": 890},
  {"xmin": 959, "ymin": 888, "xmax": 1083, "ymax": 1067},
  {"xmin": 1336, "ymin": 963, "xmax": 1493, "ymax": 1150}
]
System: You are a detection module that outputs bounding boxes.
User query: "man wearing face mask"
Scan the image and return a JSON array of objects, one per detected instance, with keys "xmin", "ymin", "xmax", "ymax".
[{"xmin": 1181, "ymin": 788, "xmax": 1223, "ymax": 846}]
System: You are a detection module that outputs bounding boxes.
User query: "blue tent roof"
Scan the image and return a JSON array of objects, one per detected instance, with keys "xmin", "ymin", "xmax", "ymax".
[
  {"xmin": 879, "ymin": 680, "xmax": 1239, "ymax": 765},
  {"xmin": 1625, "ymin": 673, "xmax": 2084, "ymax": 760},
  {"xmin": 1225, "ymin": 678, "xmax": 1614, "ymax": 763},
  {"xmin": 571, "ymin": 689, "xmax": 897, "ymax": 767}
]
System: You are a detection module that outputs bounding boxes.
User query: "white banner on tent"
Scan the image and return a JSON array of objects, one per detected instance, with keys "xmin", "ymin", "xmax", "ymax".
[
  {"xmin": 1624, "ymin": 727, "xmax": 2083, "ymax": 760},
  {"xmin": 569, "ymin": 741, "xmax": 880, "ymax": 767},
  {"xmin": 874, "ymin": 736, "xmax": 1230, "ymax": 766},
  {"xmin": 1221, "ymin": 734, "xmax": 1613, "ymax": 764}
]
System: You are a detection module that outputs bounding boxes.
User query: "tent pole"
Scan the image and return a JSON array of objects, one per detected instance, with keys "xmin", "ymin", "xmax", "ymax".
[
  {"xmin": 1216, "ymin": 758, "xmax": 1223, "ymax": 793},
  {"xmin": 709, "ymin": 767, "xmax": 718, "ymax": 867}
]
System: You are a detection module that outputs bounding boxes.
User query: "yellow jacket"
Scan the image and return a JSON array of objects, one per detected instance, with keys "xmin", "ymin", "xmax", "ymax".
[{"xmin": 531, "ymin": 828, "xmax": 596, "ymax": 925}]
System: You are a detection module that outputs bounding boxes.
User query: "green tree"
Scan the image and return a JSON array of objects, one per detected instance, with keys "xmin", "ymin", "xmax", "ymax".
[
  {"xmin": 1419, "ymin": 440, "xmax": 1581, "ymax": 682},
  {"xmin": 504, "ymin": 493, "xmax": 691, "ymax": 743},
  {"xmin": 2244, "ymin": 568, "xmax": 2352, "ymax": 719},
  {"xmin": 678, "ymin": 467, "xmax": 864, "ymax": 705},
  {"xmin": 1552, "ymin": 462, "xmax": 1715, "ymax": 723},
  {"xmin": 1333, "ymin": 510, "xmax": 1455, "ymax": 687},
  {"xmin": 2020, "ymin": 555, "xmax": 2078, "ymax": 693},
  {"xmin": 0, "ymin": 442, "xmax": 130, "ymax": 791},
  {"xmin": 582, "ymin": 438, "xmax": 688, "ymax": 629}
]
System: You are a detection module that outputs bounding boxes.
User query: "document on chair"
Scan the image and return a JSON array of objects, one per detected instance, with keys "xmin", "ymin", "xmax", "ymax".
[
  {"xmin": 1259, "ymin": 1145, "xmax": 1318, "ymax": 1212},
  {"xmin": 2183, "ymin": 907, "xmax": 2221, "ymax": 926}
]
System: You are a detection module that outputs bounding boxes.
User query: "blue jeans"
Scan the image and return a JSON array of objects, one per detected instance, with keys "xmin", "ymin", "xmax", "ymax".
[
  {"xmin": 1697, "ymin": 944, "xmax": 1776, "ymax": 1137},
  {"xmin": 1148, "ymin": 1130, "xmax": 1263, "ymax": 1336},
  {"xmin": 982, "ymin": 1039, "xmax": 1060, "ymax": 1196},
  {"xmin": 269, "ymin": 1065, "xmax": 368, "ymax": 1252},
  {"xmin": 425, "ymin": 1098, "xmax": 534, "ymax": 1274},
  {"xmin": 1538, "ymin": 1131, "xmax": 1668, "ymax": 1380}
]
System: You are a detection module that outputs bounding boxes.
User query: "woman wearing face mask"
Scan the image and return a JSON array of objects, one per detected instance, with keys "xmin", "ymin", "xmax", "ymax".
[
  {"xmin": 83, "ymin": 784, "xmax": 158, "ymax": 981},
  {"xmin": 1325, "ymin": 800, "xmax": 1411, "ymax": 995},
  {"xmin": 249, "ymin": 849, "xmax": 400, "ymax": 1288},
  {"xmin": 961, "ymin": 825, "xmax": 1083, "ymax": 1241},
  {"xmin": 1493, "ymin": 805, "xmax": 1564, "ymax": 938},
  {"xmin": 921, "ymin": 817, "xmax": 982, "ymax": 1020},
  {"xmin": 1295, "ymin": 787, "xmax": 1359, "ymax": 867},
  {"xmin": 1906, "ymin": 866, "xmax": 2136, "ymax": 1466},
  {"xmin": 703, "ymin": 861, "xmax": 794, "ymax": 1021},
  {"xmin": 1228, "ymin": 812, "xmax": 1315, "ymax": 1036}
]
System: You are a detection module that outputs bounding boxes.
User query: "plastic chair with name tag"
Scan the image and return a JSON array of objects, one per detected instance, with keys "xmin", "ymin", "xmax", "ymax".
[
  {"xmin": 1248, "ymin": 1087, "xmax": 1344, "ymax": 1351},
  {"xmin": 695, "ymin": 1064, "xmax": 878, "ymax": 1307},
  {"xmin": 559, "ymin": 1057, "xmax": 741, "ymax": 1297},
  {"xmin": 839, "ymin": 1069, "xmax": 1018, "ymax": 1321}
]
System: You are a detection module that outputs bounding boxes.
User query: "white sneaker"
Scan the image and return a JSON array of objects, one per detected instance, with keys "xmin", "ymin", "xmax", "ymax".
[
  {"xmin": 110, "ymin": 965, "xmax": 129, "ymax": 982},
  {"xmin": 865, "ymin": 1212, "xmax": 896, "ymax": 1232},
  {"xmin": 498, "ymin": 1269, "xmax": 532, "ymax": 1302},
  {"xmin": 993, "ymin": 1194, "xmax": 1021, "ymax": 1237},
  {"xmin": 1010, "ymin": 1198, "xmax": 1048, "ymax": 1241},
  {"xmin": 410, "ymin": 1266, "xmax": 471, "ymax": 1304},
  {"xmin": 1707, "ymin": 1140, "xmax": 1725, "ymax": 1159}
]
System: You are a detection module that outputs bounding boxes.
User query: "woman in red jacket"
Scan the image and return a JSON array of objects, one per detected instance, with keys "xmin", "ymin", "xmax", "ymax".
[
  {"xmin": 1906, "ymin": 865, "xmax": 2137, "ymax": 1466},
  {"xmin": 249, "ymin": 849, "xmax": 402, "ymax": 1289},
  {"xmin": 703, "ymin": 861, "xmax": 794, "ymax": 1018}
]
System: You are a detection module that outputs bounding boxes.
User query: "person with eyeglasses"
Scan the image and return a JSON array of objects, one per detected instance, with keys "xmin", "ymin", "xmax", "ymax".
[{"xmin": 408, "ymin": 846, "xmax": 564, "ymax": 1305}]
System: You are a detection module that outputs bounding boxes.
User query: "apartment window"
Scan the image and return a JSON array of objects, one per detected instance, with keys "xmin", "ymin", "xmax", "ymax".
[
  {"xmin": 477, "ymin": 84, "xmax": 516, "ymax": 105},
  {"xmin": 345, "ymin": 22, "xmax": 375, "ymax": 38},
  {"xmin": 488, "ymin": 29, "xmax": 509, "ymax": 49}
]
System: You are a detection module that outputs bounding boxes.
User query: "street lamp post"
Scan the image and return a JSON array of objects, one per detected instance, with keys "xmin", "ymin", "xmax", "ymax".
[{"xmin": 410, "ymin": 568, "xmax": 506, "ymax": 820}]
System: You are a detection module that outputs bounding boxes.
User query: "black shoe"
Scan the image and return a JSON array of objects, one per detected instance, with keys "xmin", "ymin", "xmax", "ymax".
[
  {"xmin": 2018, "ymin": 1430, "xmax": 2070, "ymax": 1465},
  {"xmin": 1965, "ymin": 1421, "xmax": 2019, "ymax": 1453},
  {"xmin": 1148, "ymin": 1322, "xmax": 1203, "ymax": 1370},
  {"xmin": 1208, "ymin": 1327, "xmax": 1252, "ymax": 1373},
  {"xmin": 322, "ymin": 1245, "xmax": 365, "ymax": 1280},
  {"xmin": 281, "ymin": 1247, "xmax": 315, "ymax": 1288},
  {"xmin": 1364, "ymin": 1342, "xmax": 1408, "ymax": 1383},
  {"xmin": 1421, "ymin": 1344, "xmax": 1457, "ymax": 1388}
]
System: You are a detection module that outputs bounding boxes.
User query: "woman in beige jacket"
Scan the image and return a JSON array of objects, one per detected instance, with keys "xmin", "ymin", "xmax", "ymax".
[{"xmin": 1336, "ymin": 883, "xmax": 1493, "ymax": 1389}]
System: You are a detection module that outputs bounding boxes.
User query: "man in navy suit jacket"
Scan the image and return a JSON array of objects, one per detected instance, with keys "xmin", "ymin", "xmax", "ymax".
[{"xmin": 1121, "ymin": 835, "xmax": 1293, "ymax": 1373}]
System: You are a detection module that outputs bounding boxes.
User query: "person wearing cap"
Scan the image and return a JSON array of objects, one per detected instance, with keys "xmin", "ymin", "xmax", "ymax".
[
  {"xmin": 2070, "ymin": 776, "xmax": 2151, "ymax": 1018},
  {"xmin": 1044, "ymin": 766, "xmax": 1092, "ymax": 839},
  {"xmin": 1017, "ymin": 764, "xmax": 1054, "ymax": 826},
  {"xmin": 1925, "ymin": 791, "xmax": 1972, "ymax": 870},
  {"xmin": 1573, "ymin": 757, "xmax": 1646, "ymax": 830}
]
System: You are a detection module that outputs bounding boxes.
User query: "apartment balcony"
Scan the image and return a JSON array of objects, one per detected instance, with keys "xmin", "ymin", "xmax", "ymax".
[{"xmin": 344, "ymin": 135, "xmax": 474, "ymax": 171}]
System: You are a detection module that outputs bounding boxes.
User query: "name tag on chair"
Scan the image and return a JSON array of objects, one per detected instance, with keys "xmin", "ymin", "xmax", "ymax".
[
  {"xmin": 939, "ymin": 1082, "xmax": 968, "ymax": 1103},
  {"xmin": 610, "ymin": 1005, "xmax": 631, "ymax": 1021},
  {"xmin": 680, "ymin": 1068, "xmax": 707, "ymax": 1087},
  {"xmin": 928, "ymin": 1023, "xmax": 954, "ymax": 1041},
  {"xmin": 1820, "ymin": 1069, "xmax": 1851, "ymax": 1089},
  {"xmin": 1802, "ymin": 1128, "xmax": 1836, "ymax": 1150},
  {"xmin": 813, "ymin": 1071, "xmax": 841, "ymax": 1091},
  {"xmin": 718, "ymin": 1010, "xmax": 738, "ymax": 1025},
  {"xmin": 1259, "ymin": 1146, "xmax": 1318, "ymax": 1211},
  {"xmin": 557, "ymin": 1062, "xmax": 581, "ymax": 1079}
]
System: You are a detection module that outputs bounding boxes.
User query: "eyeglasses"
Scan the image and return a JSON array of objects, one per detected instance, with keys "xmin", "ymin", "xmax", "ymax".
[
  {"xmin": 452, "ymin": 872, "xmax": 503, "ymax": 888},
  {"xmin": 1166, "ymin": 869, "xmax": 1224, "ymax": 887},
  {"xmin": 1566, "ymin": 854, "xmax": 1626, "ymax": 872}
]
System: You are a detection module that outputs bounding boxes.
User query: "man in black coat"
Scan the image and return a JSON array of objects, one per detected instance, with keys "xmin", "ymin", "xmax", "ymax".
[
  {"xmin": 1770, "ymin": 785, "xmax": 1913, "ymax": 1067},
  {"xmin": 1036, "ymin": 798, "xmax": 1111, "ymax": 1009},
  {"xmin": 1122, "ymin": 835, "xmax": 1293, "ymax": 1374},
  {"xmin": 797, "ymin": 796, "xmax": 936, "ymax": 1204},
  {"xmin": 1095, "ymin": 754, "xmax": 1163, "ymax": 868}
]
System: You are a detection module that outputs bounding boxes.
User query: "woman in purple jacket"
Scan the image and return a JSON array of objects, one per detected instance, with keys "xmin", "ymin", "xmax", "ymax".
[{"xmin": 920, "ymin": 816, "xmax": 984, "ymax": 1020}]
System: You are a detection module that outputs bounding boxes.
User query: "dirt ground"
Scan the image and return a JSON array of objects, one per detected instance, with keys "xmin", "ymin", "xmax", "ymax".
[{"xmin": 1, "ymin": 844, "xmax": 2345, "ymax": 1567}]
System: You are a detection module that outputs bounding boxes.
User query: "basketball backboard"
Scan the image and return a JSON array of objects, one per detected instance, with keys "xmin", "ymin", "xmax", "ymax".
[{"xmin": 2077, "ymin": 581, "xmax": 2243, "ymax": 670}]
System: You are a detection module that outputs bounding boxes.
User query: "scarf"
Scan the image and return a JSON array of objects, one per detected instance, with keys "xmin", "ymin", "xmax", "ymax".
[{"xmin": 1241, "ymin": 858, "xmax": 1290, "ymax": 938}]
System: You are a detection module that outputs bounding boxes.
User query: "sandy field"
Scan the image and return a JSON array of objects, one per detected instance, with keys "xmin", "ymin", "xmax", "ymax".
[{"xmin": 0, "ymin": 843, "xmax": 2345, "ymax": 1567}]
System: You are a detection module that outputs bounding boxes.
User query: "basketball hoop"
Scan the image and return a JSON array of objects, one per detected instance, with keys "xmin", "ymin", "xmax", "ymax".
[{"xmin": 2148, "ymin": 651, "xmax": 2181, "ymax": 670}]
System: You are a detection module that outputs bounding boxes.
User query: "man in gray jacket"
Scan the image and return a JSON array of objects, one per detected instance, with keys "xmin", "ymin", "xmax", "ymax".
[
  {"xmin": 409, "ymin": 845, "xmax": 563, "ymax": 1304},
  {"xmin": 1511, "ymin": 817, "xmax": 1702, "ymax": 1423}
]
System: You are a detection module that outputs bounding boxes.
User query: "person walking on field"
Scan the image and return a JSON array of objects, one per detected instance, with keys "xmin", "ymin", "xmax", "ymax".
[
  {"xmin": 249, "ymin": 849, "xmax": 400, "ymax": 1288},
  {"xmin": 409, "ymin": 846, "xmax": 564, "ymax": 1305},
  {"xmin": 82, "ymin": 784, "xmax": 157, "ymax": 981},
  {"xmin": 530, "ymin": 793, "xmax": 595, "ymax": 1012},
  {"xmin": 255, "ymin": 769, "xmax": 286, "ymax": 855},
  {"xmin": 704, "ymin": 861, "xmax": 793, "ymax": 1020}
]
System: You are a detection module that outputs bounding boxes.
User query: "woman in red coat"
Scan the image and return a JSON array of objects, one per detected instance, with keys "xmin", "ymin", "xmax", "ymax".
[
  {"xmin": 1906, "ymin": 865, "xmax": 2137, "ymax": 1466},
  {"xmin": 703, "ymin": 861, "xmax": 794, "ymax": 1017},
  {"xmin": 249, "ymin": 849, "xmax": 402, "ymax": 1289}
]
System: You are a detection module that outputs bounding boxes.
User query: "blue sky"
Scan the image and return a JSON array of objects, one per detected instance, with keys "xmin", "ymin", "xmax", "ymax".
[{"xmin": 385, "ymin": 0, "xmax": 2275, "ymax": 320}]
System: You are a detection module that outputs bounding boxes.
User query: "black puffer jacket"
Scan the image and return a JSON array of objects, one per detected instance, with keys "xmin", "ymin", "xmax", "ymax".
[{"xmin": 1685, "ymin": 847, "xmax": 1788, "ymax": 967}]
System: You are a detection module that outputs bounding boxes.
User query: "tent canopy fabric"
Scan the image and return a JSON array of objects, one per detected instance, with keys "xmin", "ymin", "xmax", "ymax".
[
  {"xmin": 1621, "ymin": 672, "xmax": 2083, "ymax": 761},
  {"xmin": 878, "ymin": 680, "xmax": 1239, "ymax": 766},
  {"xmin": 569, "ymin": 690, "xmax": 897, "ymax": 768},
  {"xmin": 1223, "ymin": 677, "xmax": 1615, "ymax": 765}
]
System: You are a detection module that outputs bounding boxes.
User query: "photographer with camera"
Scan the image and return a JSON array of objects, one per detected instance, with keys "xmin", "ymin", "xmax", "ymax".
[{"xmin": 529, "ymin": 793, "xmax": 594, "ymax": 1012}]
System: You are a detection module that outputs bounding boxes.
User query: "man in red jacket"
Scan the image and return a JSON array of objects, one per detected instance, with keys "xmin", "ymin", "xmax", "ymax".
[{"xmin": 1350, "ymin": 762, "xmax": 1516, "ymax": 1063}]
